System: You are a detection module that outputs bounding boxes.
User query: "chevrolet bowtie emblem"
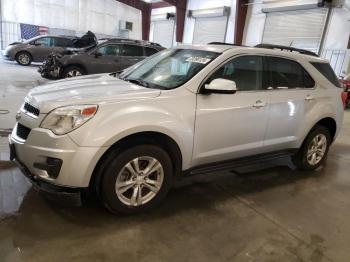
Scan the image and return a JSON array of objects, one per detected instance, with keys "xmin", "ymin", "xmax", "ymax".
[{"xmin": 15, "ymin": 111, "xmax": 21, "ymax": 121}]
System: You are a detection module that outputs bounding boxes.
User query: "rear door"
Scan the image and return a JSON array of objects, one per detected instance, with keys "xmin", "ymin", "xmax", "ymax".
[
  {"xmin": 264, "ymin": 56, "xmax": 316, "ymax": 151},
  {"xmin": 52, "ymin": 37, "xmax": 74, "ymax": 54}
]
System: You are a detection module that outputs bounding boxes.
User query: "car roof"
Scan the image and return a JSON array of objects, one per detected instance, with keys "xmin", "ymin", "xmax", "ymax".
[{"xmin": 175, "ymin": 44, "xmax": 328, "ymax": 62}]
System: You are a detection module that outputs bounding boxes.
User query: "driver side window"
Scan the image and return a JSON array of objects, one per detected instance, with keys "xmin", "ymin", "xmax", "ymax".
[
  {"xmin": 208, "ymin": 56, "xmax": 265, "ymax": 91},
  {"xmin": 97, "ymin": 44, "xmax": 121, "ymax": 56}
]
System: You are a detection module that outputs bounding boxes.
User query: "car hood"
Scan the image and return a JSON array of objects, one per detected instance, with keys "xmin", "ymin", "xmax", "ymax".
[{"xmin": 26, "ymin": 74, "xmax": 161, "ymax": 113}]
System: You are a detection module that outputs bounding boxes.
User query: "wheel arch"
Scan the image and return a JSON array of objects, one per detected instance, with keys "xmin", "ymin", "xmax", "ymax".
[
  {"xmin": 90, "ymin": 131, "xmax": 183, "ymax": 192},
  {"xmin": 313, "ymin": 117, "xmax": 337, "ymax": 142}
]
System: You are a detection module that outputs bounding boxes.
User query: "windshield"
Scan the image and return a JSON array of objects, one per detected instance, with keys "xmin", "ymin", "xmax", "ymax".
[{"xmin": 119, "ymin": 49, "xmax": 220, "ymax": 90}]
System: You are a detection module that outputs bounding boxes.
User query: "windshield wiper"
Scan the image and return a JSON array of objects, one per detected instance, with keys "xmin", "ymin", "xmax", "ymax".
[{"xmin": 125, "ymin": 78, "xmax": 149, "ymax": 88}]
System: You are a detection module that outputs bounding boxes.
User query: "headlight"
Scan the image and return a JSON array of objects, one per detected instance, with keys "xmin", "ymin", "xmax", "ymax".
[{"xmin": 40, "ymin": 105, "xmax": 98, "ymax": 135}]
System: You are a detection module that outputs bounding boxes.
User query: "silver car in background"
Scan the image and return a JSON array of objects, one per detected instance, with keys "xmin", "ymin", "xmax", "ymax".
[{"xmin": 3, "ymin": 32, "xmax": 97, "ymax": 66}]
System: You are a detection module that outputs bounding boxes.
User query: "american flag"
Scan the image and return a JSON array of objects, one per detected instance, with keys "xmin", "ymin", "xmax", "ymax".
[{"xmin": 20, "ymin": 23, "xmax": 49, "ymax": 40}]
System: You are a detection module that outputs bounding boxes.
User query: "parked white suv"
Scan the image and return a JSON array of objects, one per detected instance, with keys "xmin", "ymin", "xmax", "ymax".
[{"xmin": 10, "ymin": 44, "xmax": 344, "ymax": 213}]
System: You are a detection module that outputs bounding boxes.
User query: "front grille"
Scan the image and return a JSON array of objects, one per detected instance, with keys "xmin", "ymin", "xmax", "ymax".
[
  {"xmin": 23, "ymin": 102, "xmax": 40, "ymax": 117},
  {"xmin": 16, "ymin": 123, "xmax": 31, "ymax": 140}
]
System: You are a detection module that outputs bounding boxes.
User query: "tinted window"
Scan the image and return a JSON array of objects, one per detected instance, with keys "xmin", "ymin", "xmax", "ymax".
[
  {"xmin": 311, "ymin": 62, "xmax": 341, "ymax": 88},
  {"xmin": 97, "ymin": 44, "xmax": 121, "ymax": 56},
  {"xmin": 268, "ymin": 57, "xmax": 315, "ymax": 89},
  {"xmin": 122, "ymin": 45, "xmax": 143, "ymax": 56},
  {"xmin": 34, "ymin": 37, "xmax": 53, "ymax": 47},
  {"xmin": 144, "ymin": 47, "xmax": 158, "ymax": 56},
  {"xmin": 208, "ymin": 56, "xmax": 265, "ymax": 91},
  {"xmin": 54, "ymin": 38, "xmax": 73, "ymax": 47}
]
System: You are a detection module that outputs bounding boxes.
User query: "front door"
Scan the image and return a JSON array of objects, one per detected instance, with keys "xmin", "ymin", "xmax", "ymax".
[
  {"xmin": 30, "ymin": 37, "xmax": 55, "ymax": 62},
  {"xmin": 193, "ymin": 55, "xmax": 270, "ymax": 166}
]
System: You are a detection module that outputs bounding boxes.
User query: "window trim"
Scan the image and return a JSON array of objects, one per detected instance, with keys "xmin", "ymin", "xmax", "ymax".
[{"xmin": 199, "ymin": 54, "xmax": 268, "ymax": 94}]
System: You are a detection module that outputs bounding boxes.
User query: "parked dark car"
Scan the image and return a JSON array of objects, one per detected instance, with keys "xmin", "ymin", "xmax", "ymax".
[
  {"xmin": 38, "ymin": 38, "xmax": 165, "ymax": 79},
  {"xmin": 3, "ymin": 31, "xmax": 97, "ymax": 66}
]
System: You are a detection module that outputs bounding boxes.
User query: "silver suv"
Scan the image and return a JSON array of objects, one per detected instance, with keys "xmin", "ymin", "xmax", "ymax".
[{"xmin": 9, "ymin": 44, "xmax": 344, "ymax": 213}]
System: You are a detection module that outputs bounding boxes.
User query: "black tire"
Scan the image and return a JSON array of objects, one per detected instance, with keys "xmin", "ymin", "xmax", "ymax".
[
  {"xmin": 99, "ymin": 144, "xmax": 174, "ymax": 214},
  {"xmin": 292, "ymin": 125, "xmax": 331, "ymax": 171},
  {"xmin": 62, "ymin": 66, "xmax": 85, "ymax": 78},
  {"xmin": 15, "ymin": 51, "xmax": 32, "ymax": 66}
]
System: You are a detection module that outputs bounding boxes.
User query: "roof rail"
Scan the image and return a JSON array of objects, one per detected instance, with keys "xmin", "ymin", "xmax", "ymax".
[
  {"xmin": 255, "ymin": 43, "xmax": 319, "ymax": 57},
  {"xmin": 104, "ymin": 38, "xmax": 162, "ymax": 47},
  {"xmin": 208, "ymin": 42, "xmax": 246, "ymax": 47}
]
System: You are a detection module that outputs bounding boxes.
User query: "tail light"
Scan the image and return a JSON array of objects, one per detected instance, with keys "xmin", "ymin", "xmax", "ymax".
[{"xmin": 341, "ymin": 91, "xmax": 347, "ymax": 109}]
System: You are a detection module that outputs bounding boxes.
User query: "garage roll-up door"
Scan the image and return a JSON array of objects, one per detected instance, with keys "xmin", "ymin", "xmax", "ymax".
[
  {"xmin": 262, "ymin": 8, "xmax": 328, "ymax": 53},
  {"xmin": 193, "ymin": 16, "xmax": 228, "ymax": 44},
  {"xmin": 152, "ymin": 20, "xmax": 175, "ymax": 48}
]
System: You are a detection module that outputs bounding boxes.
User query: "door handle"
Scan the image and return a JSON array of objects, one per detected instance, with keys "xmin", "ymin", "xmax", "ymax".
[
  {"xmin": 305, "ymin": 95, "xmax": 314, "ymax": 101},
  {"xmin": 253, "ymin": 100, "xmax": 266, "ymax": 108}
]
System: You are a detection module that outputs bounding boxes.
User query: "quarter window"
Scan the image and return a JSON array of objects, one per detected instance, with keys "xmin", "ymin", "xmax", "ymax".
[
  {"xmin": 311, "ymin": 62, "xmax": 341, "ymax": 88},
  {"xmin": 208, "ymin": 56, "xmax": 265, "ymax": 91},
  {"xmin": 268, "ymin": 57, "xmax": 315, "ymax": 89}
]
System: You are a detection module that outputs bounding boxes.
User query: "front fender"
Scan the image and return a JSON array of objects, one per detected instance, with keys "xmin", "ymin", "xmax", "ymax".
[{"xmin": 68, "ymin": 91, "xmax": 196, "ymax": 169}]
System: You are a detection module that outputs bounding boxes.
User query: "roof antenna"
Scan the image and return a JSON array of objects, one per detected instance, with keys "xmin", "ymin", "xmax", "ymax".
[{"xmin": 289, "ymin": 41, "xmax": 294, "ymax": 47}]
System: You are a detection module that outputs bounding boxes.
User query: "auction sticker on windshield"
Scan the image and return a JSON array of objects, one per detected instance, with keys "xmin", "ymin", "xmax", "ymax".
[{"xmin": 186, "ymin": 57, "xmax": 211, "ymax": 64}]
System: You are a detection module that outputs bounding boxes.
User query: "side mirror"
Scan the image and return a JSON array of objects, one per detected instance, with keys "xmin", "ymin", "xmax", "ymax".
[
  {"xmin": 204, "ymin": 78, "xmax": 237, "ymax": 94},
  {"xmin": 32, "ymin": 42, "xmax": 41, "ymax": 46},
  {"xmin": 94, "ymin": 52, "xmax": 102, "ymax": 58}
]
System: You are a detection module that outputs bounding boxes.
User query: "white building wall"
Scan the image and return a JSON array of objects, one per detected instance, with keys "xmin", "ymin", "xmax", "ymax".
[
  {"xmin": 182, "ymin": 0, "xmax": 237, "ymax": 44},
  {"xmin": 1, "ymin": 0, "xmax": 142, "ymax": 39}
]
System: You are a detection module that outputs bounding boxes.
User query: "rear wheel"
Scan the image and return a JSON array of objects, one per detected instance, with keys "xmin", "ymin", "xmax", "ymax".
[
  {"xmin": 62, "ymin": 66, "xmax": 85, "ymax": 78},
  {"xmin": 99, "ymin": 144, "xmax": 173, "ymax": 214},
  {"xmin": 292, "ymin": 125, "xmax": 330, "ymax": 170},
  {"xmin": 15, "ymin": 52, "xmax": 32, "ymax": 66}
]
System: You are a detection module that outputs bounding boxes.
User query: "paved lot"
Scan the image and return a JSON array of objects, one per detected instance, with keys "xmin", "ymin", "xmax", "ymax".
[{"xmin": 1, "ymin": 59, "xmax": 350, "ymax": 261}]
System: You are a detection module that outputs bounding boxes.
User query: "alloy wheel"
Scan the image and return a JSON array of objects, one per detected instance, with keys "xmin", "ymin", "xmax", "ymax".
[
  {"xmin": 115, "ymin": 156, "xmax": 164, "ymax": 207},
  {"xmin": 306, "ymin": 134, "xmax": 327, "ymax": 166},
  {"xmin": 18, "ymin": 54, "xmax": 30, "ymax": 65}
]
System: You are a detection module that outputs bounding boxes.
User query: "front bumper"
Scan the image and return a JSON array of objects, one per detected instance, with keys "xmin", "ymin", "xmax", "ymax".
[
  {"xmin": 9, "ymin": 126, "xmax": 106, "ymax": 188},
  {"xmin": 13, "ymin": 154, "xmax": 85, "ymax": 206}
]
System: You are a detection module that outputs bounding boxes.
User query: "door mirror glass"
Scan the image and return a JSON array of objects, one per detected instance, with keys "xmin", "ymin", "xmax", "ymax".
[{"xmin": 204, "ymin": 78, "xmax": 237, "ymax": 94}]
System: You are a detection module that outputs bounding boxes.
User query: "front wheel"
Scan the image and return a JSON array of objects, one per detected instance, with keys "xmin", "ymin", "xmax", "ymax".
[
  {"xmin": 100, "ymin": 145, "xmax": 174, "ymax": 214},
  {"xmin": 292, "ymin": 125, "xmax": 330, "ymax": 171},
  {"xmin": 15, "ymin": 52, "xmax": 32, "ymax": 66}
]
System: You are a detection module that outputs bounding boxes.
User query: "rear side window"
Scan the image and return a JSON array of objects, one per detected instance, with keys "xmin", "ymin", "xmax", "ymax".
[
  {"xmin": 311, "ymin": 62, "xmax": 341, "ymax": 88},
  {"xmin": 54, "ymin": 38, "xmax": 73, "ymax": 47},
  {"xmin": 121, "ymin": 45, "xmax": 143, "ymax": 56},
  {"xmin": 144, "ymin": 47, "xmax": 158, "ymax": 56},
  {"xmin": 267, "ymin": 57, "xmax": 315, "ymax": 89}
]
